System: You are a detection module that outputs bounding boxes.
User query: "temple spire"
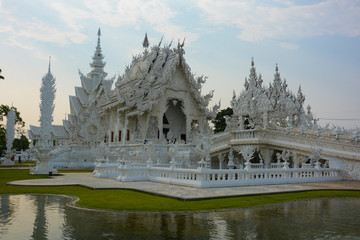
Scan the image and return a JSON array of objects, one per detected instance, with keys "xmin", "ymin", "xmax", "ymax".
[
  {"xmin": 48, "ymin": 56, "xmax": 51, "ymax": 73},
  {"xmin": 251, "ymin": 57, "xmax": 254, "ymax": 67},
  {"xmin": 97, "ymin": 28, "xmax": 101, "ymax": 44},
  {"xmin": 142, "ymin": 33, "xmax": 149, "ymax": 48},
  {"xmin": 88, "ymin": 28, "xmax": 107, "ymax": 79},
  {"xmin": 96, "ymin": 28, "xmax": 102, "ymax": 53}
]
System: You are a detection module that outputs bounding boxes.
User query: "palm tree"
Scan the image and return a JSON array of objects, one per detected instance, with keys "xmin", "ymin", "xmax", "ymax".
[{"xmin": 0, "ymin": 69, "xmax": 4, "ymax": 80}]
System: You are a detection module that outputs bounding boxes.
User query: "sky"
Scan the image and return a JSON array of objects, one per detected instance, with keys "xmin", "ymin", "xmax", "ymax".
[{"xmin": 0, "ymin": 0, "xmax": 360, "ymax": 132}]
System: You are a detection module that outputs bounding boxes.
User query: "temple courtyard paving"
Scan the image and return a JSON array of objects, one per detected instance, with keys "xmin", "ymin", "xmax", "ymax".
[{"xmin": 7, "ymin": 173, "xmax": 360, "ymax": 200}]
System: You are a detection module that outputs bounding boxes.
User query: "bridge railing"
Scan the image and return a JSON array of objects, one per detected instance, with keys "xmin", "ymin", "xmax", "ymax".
[
  {"xmin": 247, "ymin": 163, "xmax": 264, "ymax": 169},
  {"xmin": 95, "ymin": 163, "xmax": 342, "ymax": 188},
  {"xmin": 271, "ymin": 163, "xmax": 283, "ymax": 169},
  {"xmin": 233, "ymin": 129, "xmax": 259, "ymax": 139}
]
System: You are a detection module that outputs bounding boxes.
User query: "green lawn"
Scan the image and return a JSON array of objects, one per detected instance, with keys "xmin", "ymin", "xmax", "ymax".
[
  {"xmin": 1, "ymin": 169, "xmax": 360, "ymax": 212},
  {"xmin": 0, "ymin": 162, "xmax": 35, "ymax": 168}
]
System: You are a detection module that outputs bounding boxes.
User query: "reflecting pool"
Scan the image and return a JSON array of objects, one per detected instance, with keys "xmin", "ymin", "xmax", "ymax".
[{"xmin": 1, "ymin": 195, "xmax": 360, "ymax": 240}]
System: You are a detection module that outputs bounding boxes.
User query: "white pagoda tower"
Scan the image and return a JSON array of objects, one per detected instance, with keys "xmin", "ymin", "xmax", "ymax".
[
  {"xmin": 31, "ymin": 58, "xmax": 58, "ymax": 175},
  {"xmin": 1, "ymin": 108, "xmax": 16, "ymax": 165}
]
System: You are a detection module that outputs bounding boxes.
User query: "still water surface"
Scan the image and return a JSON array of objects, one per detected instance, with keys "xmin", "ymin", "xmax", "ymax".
[{"xmin": 0, "ymin": 194, "xmax": 360, "ymax": 240}]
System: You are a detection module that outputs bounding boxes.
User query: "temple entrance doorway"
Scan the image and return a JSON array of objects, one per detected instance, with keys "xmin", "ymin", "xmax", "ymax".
[{"xmin": 163, "ymin": 99, "xmax": 186, "ymax": 143}]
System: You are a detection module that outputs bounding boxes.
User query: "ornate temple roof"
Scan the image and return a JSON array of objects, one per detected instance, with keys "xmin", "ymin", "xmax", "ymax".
[
  {"xmin": 51, "ymin": 125, "xmax": 69, "ymax": 138},
  {"xmin": 28, "ymin": 125, "xmax": 68, "ymax": 139},
  {"xmin": 63, "ymin": 28, "xmax": 115, "ymax": 134},
  {"xmin": 103, "ymin": 36, "xmax": 215, "ymax": 116}
]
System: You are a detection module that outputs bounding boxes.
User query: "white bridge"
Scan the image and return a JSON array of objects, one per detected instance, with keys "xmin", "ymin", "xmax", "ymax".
[
  {"xmin": 95, "ymin": 164, "xmax": 341, "ymax": 188},
  {"xmin": 93, "ymin": 128, "xmax": 359, "ymax": 188}
]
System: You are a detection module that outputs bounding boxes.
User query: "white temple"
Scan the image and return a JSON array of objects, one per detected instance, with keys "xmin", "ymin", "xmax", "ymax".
[{"xmin": 28, "ymin": 29, "xmax": 360, "ymax": 186}]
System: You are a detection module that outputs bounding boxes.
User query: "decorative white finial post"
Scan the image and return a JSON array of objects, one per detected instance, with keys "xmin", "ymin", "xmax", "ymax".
[
  {"xmin": 31, "ymin": 58, "xmax": 58, "ymax": 175},
  {"xmin": 242, "ymin": 146, "xmax": 255, "ymax": 170},
  {"xmin": 227, "ymin": 148, "xmax": 235, "ymax": 169},
  {"xmin": 2, "ymin": 108, "xmax": 16, "ymax": 165}
]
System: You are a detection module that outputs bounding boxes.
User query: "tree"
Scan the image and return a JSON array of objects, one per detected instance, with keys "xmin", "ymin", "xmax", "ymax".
[
  {"xmin": 0, "ymin": 125, "xmax": 5, "ymax": 156},
  {"xmin": 212, "ymin": 107, "xmax": 233, "ymax": 133},
  {"xmin": 0, "ymin": 104, "xmax": 26, "ymax": 156},
  {"xmin": 0, "ymin": 105, "xmax": 25, "ymax": 134},
  {"xmin": 0, "ymin": 69, "xmax": 4, "ymax": 80},
  {"xmin": 12, "ymin": 135, "xmax": 30, "ymax": 151}
]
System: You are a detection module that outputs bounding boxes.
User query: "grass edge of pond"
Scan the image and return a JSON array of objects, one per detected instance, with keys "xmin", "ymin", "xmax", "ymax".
[{"xmin": 1, "ymin": 169, "xmax": 360, "ymax": 212}]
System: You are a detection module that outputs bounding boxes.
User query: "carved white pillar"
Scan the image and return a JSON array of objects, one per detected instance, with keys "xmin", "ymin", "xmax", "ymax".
[
  {"xmin": 107, "ymin": 111, "xmax": 112, "ymax": 145},
  {"xmin": 115, "ymin": 110, "xmax": 119, "ymax": 142},
  {"xmin": 186, "ymin": 114, "xmax": 191, "ymax": 143},
  {"xmin": 292, "ymin": 151, "xmax": 298, "ymax": 168},
  {"xmin": 263, "ymin": 111, "xmax": 268, "ymax": 129},
  {"xmin": 158, "ymin": 113, "xmax": 163, "ymax": 140},
  {"xmin": 239, "ymin": 115, "xmax": 244, "ymax": 130},
  {"xmin": 260, "ymin": 148, "xmax": 272, "ymax": 169},
  {"xmin": 122, "ymin": 114, "xmax": 128, "ymax": 143},
  {"xmin": 218, "ymin": 153, "xmax": 224, "ymax": 169}
]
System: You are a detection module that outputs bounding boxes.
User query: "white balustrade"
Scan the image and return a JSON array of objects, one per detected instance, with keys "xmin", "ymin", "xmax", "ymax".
[
  {"xmin": 248, "ymin": 163, "xmax": 264, "ymax": 169},
  {"xmin": 233, "ymin": 130, "xmax": 258, "ymax": 139},
  {"xmin": 301, "ymin": 163, "xmax": 313, "ymax": 168},
  {"xmin": 271, "ymin": 163, "xmax": 283, "ymax": 169},
  {"xmin": 94, "ymin": 162, "xmax": 342, "ymax": 188}
]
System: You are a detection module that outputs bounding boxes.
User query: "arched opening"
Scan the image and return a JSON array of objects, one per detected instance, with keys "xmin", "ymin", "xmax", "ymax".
[{"xmin": 163, "ymin": 99, "xmax": 186, "ymax": 143}]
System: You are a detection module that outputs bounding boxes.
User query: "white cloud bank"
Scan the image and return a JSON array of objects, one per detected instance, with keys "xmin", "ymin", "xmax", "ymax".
[
  {"xmin": 51, "ymin": 0, "xmax": 198, "ymax": 44},
  {"xmin": 1, "ymin": 0, "xmax": 359, "ymax": 52},
  {"xmin": 197, "ymin": 0, "xmax": 360, "ymax": 41},
  {"xmin": 0, "ymin": 0, "xmax": 197, "ymax": 49}
]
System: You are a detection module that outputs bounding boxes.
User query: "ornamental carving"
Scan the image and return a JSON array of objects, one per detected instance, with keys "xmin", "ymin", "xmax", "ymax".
[{"xmin": 79, "ymin": 108, "xmax": 105, "ymax": 145}]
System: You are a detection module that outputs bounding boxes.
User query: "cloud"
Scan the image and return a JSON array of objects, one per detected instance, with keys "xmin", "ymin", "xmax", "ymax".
[
  {"xmin": 0, "ymin": 0, "xmax": 197, "ymax": 52},
  {"xmin": 279, "ymin": 42, "xmax": 299, "ymax": 50},
  {"xmin": 50, "ymin": 2, "xmax": 90, "ymax": 31},
  {"xmin": 197, "ymin": 0, "xmax": 360, "ymax": 41},
  {"xmin": 50, "ymin": 0, "xmax": 198, "ymax": 44},
  {"xmin": 15, "ymin": 19, "xmax": 87, "ymax": 45},
  {"xmin": 3, "ymin": 37, "xmax": 34, "ymax": 50},
  {"xmin": 0, "ymin": 1, "xmax": 88, "ymax": 47}
]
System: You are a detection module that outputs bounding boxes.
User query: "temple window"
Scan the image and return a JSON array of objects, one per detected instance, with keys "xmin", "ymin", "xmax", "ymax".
[{"xmin": 118, "ymin": 130, "xmax": 122, "ymax": 142}]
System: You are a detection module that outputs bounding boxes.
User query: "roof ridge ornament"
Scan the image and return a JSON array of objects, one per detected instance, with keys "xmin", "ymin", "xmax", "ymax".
[
  {"xmin": 158, "ymin": 36, "xmax": 164, "ymax": 47},
  {"xmin": 169, "ymin": 38, "xmax": 173, "ymax": 48},
  {"xmin": 178, "ymin": 37, "xmax": 186, "ymax": 49}
]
